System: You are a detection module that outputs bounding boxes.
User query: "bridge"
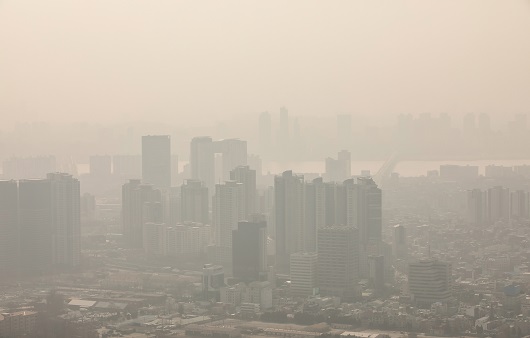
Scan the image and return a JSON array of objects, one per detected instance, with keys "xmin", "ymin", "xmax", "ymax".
[{"xmin": 372, "ymin": 151, "xmax": 399, "ymax": 188}]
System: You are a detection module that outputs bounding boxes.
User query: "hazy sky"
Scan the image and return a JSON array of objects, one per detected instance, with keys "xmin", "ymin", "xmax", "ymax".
[{"xmin": 1, "ymin": 1, "xmax": 529, "ymax": 127}]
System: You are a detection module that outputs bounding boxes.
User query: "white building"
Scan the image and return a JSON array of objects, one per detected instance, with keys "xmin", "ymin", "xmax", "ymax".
[{"xmin": 290, "ymin": 252, "xmax": 318, "ymax": 298}]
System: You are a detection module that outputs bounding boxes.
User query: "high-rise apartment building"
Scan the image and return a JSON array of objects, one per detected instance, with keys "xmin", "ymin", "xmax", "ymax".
[
  {"xmin": 181, "ymin": 179, "xmax": 209, "ymax": 224},
  {"xmin": 190, "ymin": 137, "xmax": 215, "ymax": 191},
  {"xmin": 232, "ymin": 219, "xmax": 267, "ymax": 283},
  {"xmin": 191, "ymin": 137, "xmax": 248, "ymax": 190},
  {"xmin": 214, "ymin": 139, "xmax": 248, "ymax": 181},
  {"xmin": 345, "ymin": 177, "xmax": 382, "ymax": 242},
  {"xmin": 408, "ymin": 259, "xmax": 452, "ymax": 306},
  {"xmin": 18, "ymin": 179, "xmax": 52, "ymax": 275},
  {"xmin": 212, "ymin": 180, "xmax": 244, "ymax": 268},
  {"xmin": 48, "ymin": 173, "xmax": 81, "ymax": 268},
  {"xmin": 0, "ymin": 180, "xmax": 19, "ymax": 280},
  {"xmin": 487, "ymin": 186, "xmax": 510, "ymax": 224},
  {"xmin": 290, "ymin": 252, "xmax": 318, "ymax": 298},
  {"xmin": 122, "ymin": 179, "xmax": 162, "ymax": 248},
  {"xmin": 511, "ymin": 190, "xmax": 529, "ymax": 219},
  {"xmin": 274, "ymin": 170, "xmax": 305, "ymax": 273},
  {"xmin": 317, "ymin": 226, "xmax": 360, "ymax": 302},
  {"xmin": 230, "ymin": 166, "xmax": 256, "ymax": 219},
  {"xmin": 466, "ymin": 189, "xmax": 487, "ymax": 225},
  {"xmin": 142, "ymin": 135, "xmax": 171, "ymax": 188}
]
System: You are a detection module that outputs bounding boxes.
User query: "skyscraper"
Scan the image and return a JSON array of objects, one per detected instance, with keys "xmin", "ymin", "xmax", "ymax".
[
  {"xmin": 345, "ymin": 177, "xmax": 382, "ymax": 242},
  {"xmin": 466, "ymin": 189, "xmax": 487, "ymax": 225},
  {"xmin": 181, "ymin": 179, "xmax": 209, "ymax": 224},
  {"xmin": 487, "ymin": 186, "xmax": 510, "ymax": 224},
  {"xmin": 215, "ymin": 139, "xmax": 248, "ymax": 181},
  {"xmin": 317, "ymin": 226, "xmax": 360, "ymax": 302},
  {"xmin": 274, "ymin": 170, "xmax": 305, "ymax": 273},
  {"xmin": 230, "ymin": 166, "xmax": 256, "ymax": 219},
  {"xmin": 325, "ymin": 150, "xmax": 351, "ymax": 182},
  {"xmin": 232, "ymin": 219, "xmax": 267, "ymax": 283},
  {"xmin": 122, "ymin": 179, "xmax": 162, "ymax": 248},
  {"xmin": 190, "ymin": 136, "xmax": 215, "ymax": 191},
  {"xmin": 142, "ymin": 135, "xmax": 171, "ymax": 188},
  {"xmin": 0, "ymin": 180, "xmax": 19, "ymax": 280},
  {"xmin": 212, "ymin": 180, "xmax": 244, "ymax": 268},
  {"xmin": 48, "ymin": 173, "xmax": 81, "ymax": 268},
  {"xmin": 19, "ymin": 178, "xmax": 52, "ymax": 275}
]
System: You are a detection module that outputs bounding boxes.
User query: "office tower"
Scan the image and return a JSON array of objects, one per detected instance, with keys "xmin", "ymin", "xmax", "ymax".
[
  {"xmin": 89, "ymin": 155, "xmax": 111, "ymax": 176},
  {"xmin": 190, "ymin": 137, "xmax": 215, "ymax": 191},
  {"xmin": 325, "ymin": 150, "xmax": 351, "ymax": 182},
  {"xmin": 487, "ymin": 186, "xmax": 510, "ymax": 224},
  {"xmin": 259, "ymin": 111, "xmax": 272, "ymax": 156},
  {"xmin": 212, "ymin": 181, "xmax": 244, "ymax": 268},
  {"xmin": 215, "ymin": 139, "xmax": 248, "ymax": 181},
  {"xmin": 0, "ymin": 180, "xmax": 19, "ymax": 280},
  {"xmin": 274, "ymin": 170, "xmax": 305, "ymax": 273},
  {"xmin": 230, "ymin": 166, "xmax": 256, "ymax": 219},
  {"xmin": 48, "ymin": 173, "xmax": 81, "ymax": 268},
  {"xmin": 19, "ymin": 179, "xmax": 52, "ymax": 275},
  {"xmin": 337, "ymin": 114, "xmax": 352, "ymax": 148},
  {"xmin": 2, "ymin": 156, "xmax": 56, "ymax": 180},
  {"xmin": 232, "ymin": 219, "xmax": 267, "ymax": 283},
  {"xmin": 511, "ymin": 190, "xmax": 529, "ymax": 219},
  {"xmin": 408, "ymin": 259, "xmax": 452, "ymax": 306},
  {"xmin": 368, "ymin": 255, "xmax": 385, "ymax": 294},
  {"xmin": 181, "ymin": 180, "xmax": 209, "ymax": 224},
  {"xmin": 122, "ymin": 179, "xmax": 162, "ymax": 248},
  {"xmin": 392, "ymin": 224, "xmax": 408, "ymax": 260},
  {"xmin": 466, "ymin": 189, "xmax": 487, "ymax": 225},
  {"xmin": 247, "ymin": 154, "xmax": 263, "ymax": 185},
  {"xmin": 346, "ymin": 177, "xmax": 382, "ymax": 242},
  {"xmin": 112, "ymin": 154, "xmax": 142, "ymax": 178},
  {"xmin": 202, "ymin": 264, "xmax": 225, "ymax": 300},
  {"xmin": 290, "ymin": 252, "xmax": 318, "ymax": 298},
  {"xmin": 317, "ymin": 226, "xmax": 360, "ymax": 302},
  {"xmin": 142, "ymin": 135, "xmax": 171, "ymax": 188}
]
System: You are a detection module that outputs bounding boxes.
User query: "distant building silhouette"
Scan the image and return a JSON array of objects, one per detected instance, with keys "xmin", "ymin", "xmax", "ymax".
[
  {"xmin": 317, "ymin": 226, "xmax": 360, "ymax": 302},
  {"xmin": 181, "ymin": 179, "xmax": 209, "ymax": 224},
  {"xmin": 232, "ymin": 219, "xmax": 267, "ymax": 283},
  {"xmin": 142, "ymin": 135, "xmax": 171, "ymax": 188},
  {"xmin": 0, "ymin": 180, "xmax": 19, "ymax": 280},
  {"xmin": 408, "ymin": 259, "xmax": 452, "ymax": 307},
  {"xmin": 290, "ymin": 252, "xmax": 318, "ymax": 298},
  {"xmin": 122, "ymin": 179, "xmax": 162, "ymax": 248}
]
